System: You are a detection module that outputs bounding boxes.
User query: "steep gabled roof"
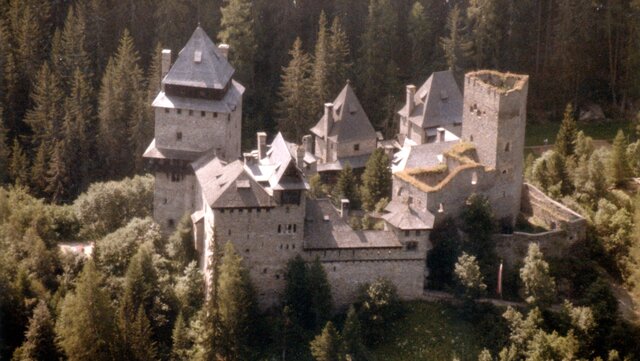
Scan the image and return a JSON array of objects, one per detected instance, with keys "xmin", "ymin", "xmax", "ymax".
[
  {"xmin": 310, "ymin": 83, "xmax": 377, "ymax": 143},
  {"xmin": 398, "ymin": 70, "xmax": 463, "ymax": 128},
  {"xmin": 163, "ymin": 26, "xmax": 234, "ymax": 89},
  {"xmin": 382, "ymin": 203, "xmax": 433, "ymax": 230}
]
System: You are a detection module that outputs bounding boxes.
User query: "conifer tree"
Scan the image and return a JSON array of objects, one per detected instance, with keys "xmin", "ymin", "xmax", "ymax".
[
  {"xmin": 198, "ymin": 228, "xmax": 223, "ymax": 361},
  {"xmin": 9, "ymin": 138, "xmax": 29, "ymax": 186},
  {"xmin": 129, "ymin": 305, "xmax": 159, "ymax": 361},
  {"xmin": 171, "ymin": 312, "xmax": 191, "ymax": 361},
  {"xmin": 0, "ymin": 110, "xmax": 8, "ymax": 183},
  {"xmin": 219, "ymin": 0, "xmax": 256, "ymax": 86},
  {"xmin": 276, "ymin": 37, "xmax": 314, "ymax": 142},
  {"xmin": 174, "ymin": 261, "xmax": 204, "ymax": 322},
  {"xmin": 46, "ymin": 139, "xmax": 72, "ymax": 203},
  {"xmin": 608, "ymin": 129, "xmax": 630, "ymax": 186},
  {"xmin": 12, "ymin": 301, "xmax": 59, "ymax": 361},
  {"xmin": 30, "ymin": 143, "xmax": 47, "ymax": 196},
  {"xmin": 342, "ymin": 306, "xmax": 368, "ymax": 361},
  {"xmin": 53, "ymin": 5, "xmax": 91, "ymax": 90},
  {"xmin": 218, "ymin": 241, "xmax": 259, "ymax": 360},
  {"xmin": 440, "ymin": 5, "xmax": 473, "ymax": 76},
  {"xmin": 308, "ymin": 257, "xmax": 332, "ymax": 330},
  {"xmin": 312, "ymin": 11, "xmax": 331, "ymax": 110},
  {"xmin": 167, "ymin": 214, "xmax": 198, "ymax": 269},
  {"xmin": 283, "ymin": 254, "xmax": 313, "ymax": 329},
  {"xmin": 23, "ymin": 62, "xmax": 64, "ymax": 148},
  {"xmin": 358, "ymin": 0, "xmax": 399, "ymax": 128},
  {"xmin": 360, "ymin": 149, "xmax": 391, "ymax": 211},
  {"xmin": 408, "ymin": 2, "xmax": 433, "ymax": 80},
  {"xmin": 98, "ymin": 29, "xmax": 146, "ymax": 179},
  {"xmin": 154, "ymin": 0, "xmax": 192, "ymax": 53},
  {"xmin": 56, "ymin": 261, "xmax": 118, "ymax": 361},
  {"xmin": 310, "ymin": 321, "xmax": 344, "ymax": 361},
  {"xmin": 467, "ymin": 0, "xmax": 500, "ymax": 68},
  {"xmin": 327, "ymin": 16, "xmax": 352, "ymax": 98},
  {"xmin": 334, "ymin": 163, "xmax": 359, "ymax": 208},
  {"xmin": 555, "ymin": 103, "xmax": 578, "ymax": 158},
  {"xmin": 520, "ymin": 243, "xmax": 556, "ymax": 309}
]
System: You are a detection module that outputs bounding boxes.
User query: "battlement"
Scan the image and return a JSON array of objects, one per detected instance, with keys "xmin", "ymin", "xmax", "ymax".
[{"xmin": 465, "ymin": 70, "xmax": 528, "ymax": 95}]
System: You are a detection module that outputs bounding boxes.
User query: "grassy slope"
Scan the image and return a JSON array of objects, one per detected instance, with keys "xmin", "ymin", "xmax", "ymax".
[{"xmin": 371, "ymin": 301, "xmax": 509, "ymax": 361}]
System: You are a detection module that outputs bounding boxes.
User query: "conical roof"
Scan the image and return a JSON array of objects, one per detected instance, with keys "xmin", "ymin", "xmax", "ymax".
[
  {"xmin": 310, "ymin": 82, "xmax": 377, "ymax": 142},
  {"xmin": 163, "ymin": 26, "xmax": 234, "ymax": 90},
  {"xmin": 398, "ymin": 70, "xmax": 463, "ymax": 128}
]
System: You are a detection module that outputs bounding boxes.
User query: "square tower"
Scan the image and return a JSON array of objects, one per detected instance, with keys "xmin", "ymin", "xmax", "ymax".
[
  {"xmin": 461, "ymin": 70, "xmax": 529, "ymax": 225},
  {"xmin": 143, "ymin": 26, "xmax": 245, "ymax": 233}
]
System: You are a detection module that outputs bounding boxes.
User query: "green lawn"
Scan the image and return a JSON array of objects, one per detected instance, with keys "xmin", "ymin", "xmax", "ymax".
[
  {"xmin": 525, "ymin": 119, "xmax": 635, "ymax": 147},
  {"xmin": 371, "ymin": 301, "xmax": 509, "ymax": 361}
]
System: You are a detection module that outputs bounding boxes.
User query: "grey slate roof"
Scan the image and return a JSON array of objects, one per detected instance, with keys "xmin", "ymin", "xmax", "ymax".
[
  {"xmin": 316, "ymin": 153, "xmax": 371, "ymax": 172},
  {"xmin": 304, "ymin": 199, "xmax": 402, "ymax": 249},
  {"xmin": 143, "ymin": 139, "xmax": 204, "ymax": 161},
  {"xmin": 398, "ymin": 70, "xmax": 463, "ymax": 128},
  {"xmin": 310, "ymin": 83, "xmax": 377, "ymax": 143},
  {"xmin": 152, "ymin": 80, "xmax": 245, "ymax": 112},
  {"xmin": 163, "ymin": 26, "xmax": 234, "ymax": 89},
  {"xmin": 192, "ymin": 154, "xmax": 273, "ymax": 209},
  {"xmin": 382, "ymin": 203, "xmax": 432, "ymax": 230}
]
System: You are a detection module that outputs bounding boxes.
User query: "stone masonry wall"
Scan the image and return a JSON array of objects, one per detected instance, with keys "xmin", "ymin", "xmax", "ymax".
[
  {"xmin": 154, "ymin": 171, "xmax": 197, "ymax": 232},
  {"xmin": 337, "ymin": 138, "xmax": 377, "ymax": 161}
]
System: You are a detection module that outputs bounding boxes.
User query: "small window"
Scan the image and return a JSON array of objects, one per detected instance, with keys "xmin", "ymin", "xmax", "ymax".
[
  {"xmin": 469, "ymin": 135, "xmax": 474, "ymax": 142},
  {"xmin": 214, "ymin": 112, "xmax": 218, "ymax": 118},
  {"xmin": 285, "ymin": 207, "xmax": 290, "ymax": 214},
  {"xmin": 189, "ymin": 110, "xmax": 193, "ymax": 116},
  {"xmin": 354, "ymin": 144, "xmax": 360, "ymax": 151},
  {"xmin": 276, "ymin": 274, "xmax": 280, "ymax": 280},
  {"xmin": 416, "ymin": 230, "xmax": 421, "ymax": 236},
  {"xmin": 227, "ymin": 114, "xmax": 231, "ymax": 121},
  {"xmin": 263, "ymin": 268, "xmax": 267, "ymax": 274},
  {"xmin": 245, "ymin": 248, "xmax": 249, "ymax": 253},
  {"xmin": 168, "ymin": 219, "xmax": 175, "ymax": 228},
  {"xmin": 502, "ymin": 169, "xmax": 508, "ymax": 174},
  {"xmin": 177, "ymin": 109, "xmax": 182, "ymax": 115},
  {"xmin": 278, "ymin": 225, "xmax": 282, "ymax": 234},
  {"xmin": 201, "ymin": 111, "xmax": 206, "ymax": 117},
  {"xmin": 176, "ymin": 132, "xmax": 182, "ymax": 141},
  {"xmin": 404, "ymin": 230, "xmax": 410, "ymax": 237},
  {"xmin": 438, "ymin": 203, "xmax": 444, "ymax": 213},
  {"xmin": 406, "ymin": 241, "xmax": 418, "ymax": 251},
  {"xmin": 163, "ymin": 198, "xmax": 167, "ymax": 205},
  {"xmin": 228, "ymin": 229, "xmax": 231, "ymax": 235},
  {"xmin": 293, "ymin": 224, "xmax": 297, "ymax": 233},
  {"xmin": 505, "ymin": 142, "xmax": 511, "ymax": 152},
  {"xmin": 165, "ymin": 108, "xmax": 170, "ymax": 113},
  {"xmin": 471, "ymin": 171, "xmax": 478, "ymax": 185}
]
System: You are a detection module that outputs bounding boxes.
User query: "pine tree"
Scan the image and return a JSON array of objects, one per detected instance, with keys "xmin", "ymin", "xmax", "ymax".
[
  {"xmin": 408, "ymin": 2, "xmax": 433, "ymax": 80},
  {"xmin": 23, "ymin": 62, "xmax": 64, "ymax": 148},
  {"xmin": 171, "ymin": 312, "xmax": 191, "ymax": 361},
  {"xmin": 327, "ymin": 16, "xmax": 352, "ymax": 98},
  {"xmin": 334, "ymin": 163, "xmax": 359, "ymax": 208},
  {"xmin": 467, "ymin": 0, "xmax": 500, "ymax": 68},
  {"xmin": 440, "ymin": 5, "xmax": 473, "ymax": 77},
  {"xmin": 360, "ymin": 148, "xmax": 391, "ymax": 211},
  {"xmin": 555, "ymin": 103, "xmax": 578, "ymax": 158},
  {"xmin": 219, "ymin": 0, "xmax": 256, "ymax": 86},
  {"xmin": 56, "ymin": 261, "xmax": 118, "ymax": 361},
  {"xmin": 53, "ymin": 5, "xmax": 91, "ymax": 90},
  {"xmin": 283, "ymin": 254, "xmax": 313, "ymax": 329},
  {"xmin": 9, "ymin": 138, "xmax": 29, "ymax": 186},
  {"xmin": 154, "ymin": 0, "xmax": 192, "ymax": 53},
  {"xmin": 12, "ymin": 301, "xmax": 59, "ymax": 361},
  {"xmin": 358, "ymin": 0, "xmax": 399, "ymax": 129},
  {"xmin": 30, "ymin": 143, "xmax": 48, "ymax": 196},
  {"xmin": 46, "ymin": 139, "xmax": 72, "ymax": 203},
  {"xmin": 308, "ymin": 257, "xmax": 332, "ymax": 330},
  {"xmin": 218, "ymin": 241, "xmax": 259, "ymax": 360},
  {"xmin": 174, "ymin": 261, "xmax": 204, "ymax": 322},
  {"xmin": 310, "ymin": 321, "xmax": 344, "ymax": 361},
  {"xmin": 98, "ymin": 29, "xmax": 146, "ymax": 179},
  {"xmin": 608, "ymin": 129, "xmax": 630, "ymax": 186},
  {"xmin": 276, "ymin": 37, "xmax": 314, "ymax": 142},
  {"xmin": 0, "ymin": 109, "xmax": 8, "ymax": 183},
  {"xmin": 312, "ymin": 11, "xmax": 331, "ymax": 111},
  {"xmin": 129, "ymin": 305, "xmax": 159, "ymax": 361},
  {"xmin": 342, "ymin": 306, "xmax": 368, "ymax": 361},
  {"xmin": 520, "ymin": 243, "xmax": 556, "ymax": 309}
]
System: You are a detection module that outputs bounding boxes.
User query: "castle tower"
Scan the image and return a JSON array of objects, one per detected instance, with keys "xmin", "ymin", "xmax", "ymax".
[
  {"xmin": 143, "ymin": 26, "xmax": 245, "ymax": 232},
  {"xmin": 461, "ymin": 70, "xmax": 529, "ymax": 225}
]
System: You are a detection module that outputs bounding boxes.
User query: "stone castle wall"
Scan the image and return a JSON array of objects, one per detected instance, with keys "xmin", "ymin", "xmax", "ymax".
[
  {"xmin": 154, "ymin": 172, "xmax": 197, "ymax": 232},
  {"xmin": 336, "ymin": 138, "xmax": 377, "ymax": 161}
]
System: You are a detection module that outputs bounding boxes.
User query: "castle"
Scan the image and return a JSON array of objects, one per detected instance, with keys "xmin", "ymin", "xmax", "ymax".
[{"xmin": 144, "ymin": 28, "xmax": 585, "ymax": 308}]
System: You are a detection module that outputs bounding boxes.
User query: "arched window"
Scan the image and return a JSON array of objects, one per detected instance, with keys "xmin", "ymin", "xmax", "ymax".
[{"xmin": 505, "ymin": 142, "xmax": 511, "ymax": 152}]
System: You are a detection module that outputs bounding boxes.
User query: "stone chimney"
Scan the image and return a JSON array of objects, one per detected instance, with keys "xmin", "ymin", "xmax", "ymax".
[
  {"xmin": 296, "ymin": 146, "xmax": 305, "ymax": 168},
  {"xmin": 437, "ymin": 128, "xmax": 445, "ymax": 143},
  {"xmin": 218, "ymin": 44, "xmax": 230, "ymax": 59},
  {"xmin": 324, "ymin": 103, "xmax": 334, "ymax": 162},
  {"xmin": 302, "ymin": 135, "xmax": 313, "ymax": 154},
  {"xmin": 161, "ymin": 49, "xmax": 172, "ymax": 82},
  {"xmin": 406, "ymin": 85, "xmax": 416, "ymax": 115},
  {"xmin": 257, "ymin": 132, "xmax": 267, "ymax": 160},
  {"xmin": 340, "ymin": 199, "xmax": 350, "ymax": 220}
]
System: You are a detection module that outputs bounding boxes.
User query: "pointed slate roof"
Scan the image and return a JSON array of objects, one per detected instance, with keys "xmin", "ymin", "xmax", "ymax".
[
  {"xmin": 310, "ymin": 83, "xmax": 377, "ymax": 143},
  {"xmin": 163, "ymin": 26, "xmax": 234, "ymax": 89},
  {"xmin": 398, "ymin": 70, "xmax": 463, "ymax": 128}
]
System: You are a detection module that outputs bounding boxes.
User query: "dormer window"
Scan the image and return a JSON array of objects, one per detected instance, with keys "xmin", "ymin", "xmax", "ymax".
[
  {"xmin": 440, "ymin": 90, "xmax": 448, "ymax": 100},
  {"xmin": 194, "ymin": 50, "xmax": 202, "ymax": 63}
]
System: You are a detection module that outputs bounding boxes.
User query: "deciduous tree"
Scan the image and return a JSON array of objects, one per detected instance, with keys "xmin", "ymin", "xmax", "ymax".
[{"xmin": 520, "ymin": 243, "xmax": 556, "ymax": 309}]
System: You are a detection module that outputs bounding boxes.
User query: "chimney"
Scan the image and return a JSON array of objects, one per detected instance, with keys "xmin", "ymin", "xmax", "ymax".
[
  {"xmin": 437, "ymin": 128, "xmax": 445, "ymax": 143},
  {"xmin": 302, "ymin": 135, "xmax": 313, "ymax": 154},
  {"xmin": 218, "ymin": 44, "xmax": 230, "ymax": 59},
  {"xmin": 406, "ymin": 85, "xmax": 416, "ymax": 115},
  {"xmin": 340, "ymin": 199, "xmax": 350, "ymax": 219},
  {"xmin": 296, "ymin": 146, "xmax": 305, "ymax": 169},
  {"xmin": 324, "ymin": 103, "xmax": 334, "ymax": 162},
  {"xmin": 257, "ymin": 132, "xmax": 267, "ymax": 160},
  {"xmin": 161, "ymin": 49, "xmax": 172, "ymax": 82}
]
